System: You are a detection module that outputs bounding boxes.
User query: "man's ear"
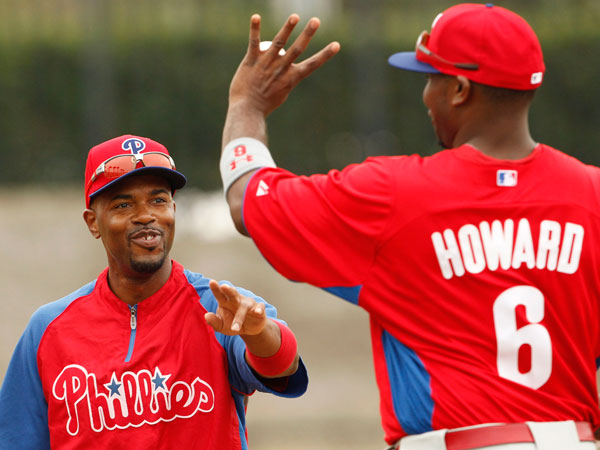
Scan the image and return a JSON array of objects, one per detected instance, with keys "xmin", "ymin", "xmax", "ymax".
[
  {"xmin": 451, "ymin": 75, "xmax": 471, "ymax": 106},
  {"xmin": 83, "ymin": 209, "xmax": 101, "ymax": 239}
]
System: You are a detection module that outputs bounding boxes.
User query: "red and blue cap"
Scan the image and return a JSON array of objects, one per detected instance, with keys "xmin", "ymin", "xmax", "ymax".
[
  {"xmin": 84, "ymin": 135, "xmax": 187, "ymax": 208},
  {"xmin": 388, "ymin": 3, "xmax": 545, "ymax": 90}
]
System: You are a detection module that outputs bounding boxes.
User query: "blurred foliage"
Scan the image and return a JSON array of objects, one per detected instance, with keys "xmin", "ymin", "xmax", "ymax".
[{"xmin": 0, "ymin": 0, "xmax": 598, "ymax": 193}]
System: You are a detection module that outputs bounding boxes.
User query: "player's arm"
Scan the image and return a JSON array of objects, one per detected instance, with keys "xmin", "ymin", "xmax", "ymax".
[
  {"xmin": 204, "ymin": 280, "xmax": 299, "ymax": 378},
  {"xmin": 221, "ymin": 13, "xmax": 340, "ymax": 234},
  {"xmin": 0, "ymin": 317, "xmax": 51, "ymax": 449}
]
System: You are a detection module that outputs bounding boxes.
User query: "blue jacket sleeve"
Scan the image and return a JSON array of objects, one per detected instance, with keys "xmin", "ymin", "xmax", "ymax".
[
  {"xmin": 219, "ymin": 284, "xmax": 308, "ymax": 398},
  {"xmin": 0, "ymin": 282, "xmax": 94, "ymax": 450},
  {"xmin": 223, "ymin": 319, "xmax": 308, "ymax": 398},
  {"xmin": 0, "ymin": 312, "xmax": 51, "ymax": 450},
  {"xmin": 185, "ymin": 270, "xmax": 309, "ymax": 398}
]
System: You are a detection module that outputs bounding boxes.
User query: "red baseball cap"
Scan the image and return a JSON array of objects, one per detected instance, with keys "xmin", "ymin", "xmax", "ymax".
[
  {"xmin": 388, "ymin": 3, "xmax": 545, "ymax": 90},
  {"xmin": 84, "ymin": 135, "xmax": 187, "ymax": 208}
]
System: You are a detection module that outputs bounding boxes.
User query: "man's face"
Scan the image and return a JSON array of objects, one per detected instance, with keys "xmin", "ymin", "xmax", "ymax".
[
  {"xmin": 422, "ymin": 73, "xmax": 455, "ymax": 149},
  {"xmin": 84, "ymin": 174, "xmax": 176, "ymax": 276}
]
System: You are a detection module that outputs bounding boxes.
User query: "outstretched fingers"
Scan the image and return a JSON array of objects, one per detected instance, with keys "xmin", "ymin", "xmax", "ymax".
[
  {"xmin": 264, "ymin": 14, "xmax": 300, "ymax": 61},
  {"xmin": 229, "ymin": 14, "xmax": 340, "ymax": 121},
  {"xmin": 219, "ymin": 284, "xmax": 265, "ymax": 332},
  {"xmin": 247, "ymin": 14, "xmax": 262, "ymax": 63},
  {"xmin": 294, "ymin": 41, "xmax": 341, "ymax": 81},
  {"xmin": 282, "ymin": 17, "xmax": 320, "ymax": 65},
  {"xmin": 208, "ymin": 280, "xmax": 266, "ymax": 334},
  {"xmin": 218, "ymin": 284, "xmax": 247, "ymax": 332},
  {"xmin": 208, "ymin": 279, "xmax": 230, "ymax": 305}
]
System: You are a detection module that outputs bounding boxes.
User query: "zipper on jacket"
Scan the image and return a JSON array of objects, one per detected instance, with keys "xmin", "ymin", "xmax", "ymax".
[{"xmin": 124, "ymin": 304, "xmax": 137, "ymax": 363}]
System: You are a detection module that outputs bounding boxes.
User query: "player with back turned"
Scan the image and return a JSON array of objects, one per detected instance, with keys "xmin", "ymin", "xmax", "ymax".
[{"xmin": 218, "ymin": 3, "xmax": 600, "ymax": 450}]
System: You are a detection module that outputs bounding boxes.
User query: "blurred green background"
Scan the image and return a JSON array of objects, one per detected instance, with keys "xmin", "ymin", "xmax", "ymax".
[{"xmin": 1, "ymin": 0, "xmax": 598, "ymax": 192}]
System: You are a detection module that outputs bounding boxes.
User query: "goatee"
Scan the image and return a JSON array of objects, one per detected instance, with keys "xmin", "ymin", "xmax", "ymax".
[{"xmin": 130, "ymin": 255, "xmax": 166, "ymax": 274}]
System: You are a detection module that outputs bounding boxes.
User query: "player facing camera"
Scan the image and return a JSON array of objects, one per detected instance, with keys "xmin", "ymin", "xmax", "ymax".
[{"xmin": 0, "ymin": 134, "xmax": 308, "ymax": 449}]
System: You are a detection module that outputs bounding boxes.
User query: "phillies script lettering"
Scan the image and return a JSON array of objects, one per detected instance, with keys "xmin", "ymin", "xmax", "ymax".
[{"xmin": 52, "ymin": 364, "xmax": 215, "ymax": 435}]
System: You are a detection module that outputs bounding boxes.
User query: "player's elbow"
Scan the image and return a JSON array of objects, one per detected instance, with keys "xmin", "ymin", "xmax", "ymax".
[
  {"xmin": 231, "ymin": 209, "xmax": 249, "ymax": 236},
  {"xmin": 282, "ymin": 354, "xmax": 300, "ymax": 377},
  {"xmin": 226, "ymin": 191, "xmax": 249, "ymax": 236},
  {"xmin": 226, "ymin": 173, "xmax": 256, "ymax": 237}
]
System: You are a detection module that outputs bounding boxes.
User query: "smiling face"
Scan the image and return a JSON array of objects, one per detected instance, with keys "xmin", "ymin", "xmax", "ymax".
[{"xmin": 84, "ymin": 174, "xmax": 176, "ymax": 277}]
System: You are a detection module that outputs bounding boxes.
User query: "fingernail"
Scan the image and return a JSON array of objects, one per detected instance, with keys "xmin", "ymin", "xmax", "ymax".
[
  {"xmin": 256, "ymin": 306, "xmax": 263, "ymax": 315},
  {"xmin": 232, "ymin": 323, "xmax": 241, "ymax": 331}
]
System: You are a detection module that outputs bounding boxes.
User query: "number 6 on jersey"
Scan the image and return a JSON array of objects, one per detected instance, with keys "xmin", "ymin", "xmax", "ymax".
[{"xmin": 493, "ymin": 285, "xmax": 552, "ymax": 390}]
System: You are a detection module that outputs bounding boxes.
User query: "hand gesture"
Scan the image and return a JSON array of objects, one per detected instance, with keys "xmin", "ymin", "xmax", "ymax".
[
  {"xmin": 204, "ymin": 280, "xmax": 268, "ymax": 336},
  {"xmin": 229, "ymin": 13, "xmax": 340, "ymax": 117}
]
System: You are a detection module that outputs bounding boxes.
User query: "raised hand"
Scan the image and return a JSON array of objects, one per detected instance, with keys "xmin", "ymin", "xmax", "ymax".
[{"xmin": 228, "ymin": 13, "xmax": 340, "ymax": 117}]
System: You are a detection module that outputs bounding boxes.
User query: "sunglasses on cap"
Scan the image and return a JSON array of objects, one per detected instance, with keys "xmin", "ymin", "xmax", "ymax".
[
  {"xmin": 415, "ymin": 30, "xmax": 479, "ymax": 71},
  {"xmin": 86, "ymin": 151, "xmax": 176, "ymax": 188}
]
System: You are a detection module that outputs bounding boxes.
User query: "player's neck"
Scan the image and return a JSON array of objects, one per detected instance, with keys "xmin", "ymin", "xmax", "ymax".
[
  {"xmin": 106, "ymin": 259, "xmax": 173, "ymax": 305},
  {"xmin": 456, "ymin": 112, "xmax": 536, "ymax": 161}
]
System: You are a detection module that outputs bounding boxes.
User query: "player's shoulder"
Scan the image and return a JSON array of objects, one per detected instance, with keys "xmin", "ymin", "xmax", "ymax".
[
  {"xmin": 180, "ymin": 266, "xmax": 251, "ymax": 299},
  {"xmin": 534, "ymin": 145, "xmax": 600, "ymax": 208},
  {"xmin": 359, "ymin": 153, "xmax": 443, "ymax": 185},
  {"xmin": 181, "ymin": 265, "xmax": 273, "ymax": 316},
  {"xmin": 27, "ymin": 280, "xmax": 97, "ymax": 342},
  {"xmin": 181, "ymin": 268, "xmax": 247, "ymax": 312},
  {"xmin": 338, "ymin": 154, "xmax": 426, "ymax": 181},
  {"xmin": 364, "ymin": 153, "xmax": 425, "ymax": 167},
  {"xmin": 366, "ymin": 152, "xmax": 449, "ymax": 174},
  {"xmin": 33, "ymin": 281, "xmax": 96, "ymax": 323},
  {"xmin": 181, "ymin": 267, "xmax": 211, "ymax": 290},
  {"xmin": 540, "ymin": 144, "xmax": 599, "ymax": 168},
  {"xmin": 538, "ymin": 144, "xmax": 600, "ymax": 181}
]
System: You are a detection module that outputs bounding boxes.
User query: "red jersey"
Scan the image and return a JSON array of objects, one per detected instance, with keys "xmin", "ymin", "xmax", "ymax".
[
  {"xmin": 242, "ymin": 144, "xmax": 600, "ymax": 444},
  {"xmin": 0, "ymin": 260, "xmax": 307, "ymax": 449}
]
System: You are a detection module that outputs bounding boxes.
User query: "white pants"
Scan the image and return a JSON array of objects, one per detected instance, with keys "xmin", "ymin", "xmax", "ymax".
[{"xmin": 396, "ymin": 421, "xmax": 596, "ymax": 450}]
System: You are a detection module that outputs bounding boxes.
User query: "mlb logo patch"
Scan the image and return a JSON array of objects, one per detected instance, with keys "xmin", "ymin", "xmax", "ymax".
[{"xmin": 497, "ymin": 170, "xmax": 518, "ymax": 187}]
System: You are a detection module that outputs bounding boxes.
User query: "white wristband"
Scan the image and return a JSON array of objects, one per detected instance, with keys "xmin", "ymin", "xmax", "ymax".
[{"xmin": 220, "ymin": 138, "xmax": 276, "ymax": 194}]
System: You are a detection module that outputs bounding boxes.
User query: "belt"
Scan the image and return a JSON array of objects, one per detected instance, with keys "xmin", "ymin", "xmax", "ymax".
[
  {"xmin": 391, "ymin": 421, "xmax": 595, "ymax": 450},
  {"xmin": 445, "ymin": 421, "xmax": 594, "ymax": 450}
]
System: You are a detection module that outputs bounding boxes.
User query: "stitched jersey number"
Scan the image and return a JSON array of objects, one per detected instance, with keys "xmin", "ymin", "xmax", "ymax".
[{"xmin": 493, "ymin": 285, "xmax": 552, "ymax": 389}]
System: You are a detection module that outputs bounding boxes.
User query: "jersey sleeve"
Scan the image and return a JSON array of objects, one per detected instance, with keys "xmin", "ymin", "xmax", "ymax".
[
  {"xmin": 0, "ymin": 283, "xmax": 94, "ymax": 450},
  {"xmin": 242, "ymin": 159, "xmax": 395, "ymax": 304},
  {"xmin": 198, "ymin": 281, "xmax": 308, "ymax": 398},
  {"xmin": 0, "ymin": 310, "xmax": 51, "ymax": 450}
]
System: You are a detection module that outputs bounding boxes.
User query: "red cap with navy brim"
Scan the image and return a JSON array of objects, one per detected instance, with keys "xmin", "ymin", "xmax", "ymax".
[
  {"xmin": 388, "ymin": 3, "xmax": 545, "ymax": 90},
  {"xmin": 84, "ymin": 135, "xmax": 187, "ymax": 208}
]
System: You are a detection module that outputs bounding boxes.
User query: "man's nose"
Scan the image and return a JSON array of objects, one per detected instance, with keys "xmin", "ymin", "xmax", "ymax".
[{"xmin": 132, "ymin": 204, "xmax": 156, "ymax": 224}]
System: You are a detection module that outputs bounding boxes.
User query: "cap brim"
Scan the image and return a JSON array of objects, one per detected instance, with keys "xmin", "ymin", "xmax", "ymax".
[
  {"xmin": 388, "ymin": 51, "xmax": 440, "ymax": 74},
  {"xmin": 88, "ymin": 166, "xmax": 187, "ymax": 204}
]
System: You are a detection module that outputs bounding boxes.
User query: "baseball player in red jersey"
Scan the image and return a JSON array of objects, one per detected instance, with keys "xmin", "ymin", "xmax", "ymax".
[
  {"xmin": 0, "ymin": 135, "xmax": 308, "ymax": 449},
  {"xmin": 217, "ymin": 3, "xmax": 600, "ymax": 450}
]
